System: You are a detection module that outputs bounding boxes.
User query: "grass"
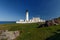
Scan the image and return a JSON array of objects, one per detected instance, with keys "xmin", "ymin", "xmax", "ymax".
[{"xmin": 0, "ymin": 23, "xmax": 60, "ymax": 40}]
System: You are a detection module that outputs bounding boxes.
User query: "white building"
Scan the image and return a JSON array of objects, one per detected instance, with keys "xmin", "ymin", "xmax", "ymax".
[
  {"xmin": 16, "ymin": 10, "xmax": 45, "ymax": 23},
  {"xmin": 30, "ymin": 17, "xmax": 45, "ymax": 23}
]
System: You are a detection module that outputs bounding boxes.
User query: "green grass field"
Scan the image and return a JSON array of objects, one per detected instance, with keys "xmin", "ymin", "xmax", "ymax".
[{"xmin": 0, "ymin": 23, "xmax": 60, "ymax": 40}]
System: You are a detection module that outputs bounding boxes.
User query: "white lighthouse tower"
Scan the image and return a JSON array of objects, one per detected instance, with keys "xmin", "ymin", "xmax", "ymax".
[{"xmin": 26, "ymin": 10, "xmax": 29, "ymax": 21}]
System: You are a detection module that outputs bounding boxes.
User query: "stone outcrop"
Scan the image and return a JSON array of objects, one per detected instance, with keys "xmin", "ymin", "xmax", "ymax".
[
  {"xmin": 38, "ymin": 17, "xmax": 60, "ymax": 28},
  {"xmin": 0, "ymin": 30, "xmax": 20, "ymax": 40}
]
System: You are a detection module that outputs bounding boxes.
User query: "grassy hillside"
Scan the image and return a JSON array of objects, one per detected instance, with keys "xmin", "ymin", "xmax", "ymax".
[{"xmin": 0, "ymin": 23, "xmax": 60, "ymax": 40}]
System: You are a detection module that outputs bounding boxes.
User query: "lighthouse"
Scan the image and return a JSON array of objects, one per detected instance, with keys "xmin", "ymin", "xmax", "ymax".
[
  {"xmin": 16, "ymin": 10, "xmax": 45, "ymax": 23},
  {"xmin": 26, "ymin": 10, "xmax": 29, "ymax": 21}
]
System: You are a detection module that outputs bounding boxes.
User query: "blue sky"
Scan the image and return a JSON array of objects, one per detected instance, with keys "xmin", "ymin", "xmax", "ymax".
[{"xmin": 0, "ymin": 0, "xmax": 60, "ymax": 21}]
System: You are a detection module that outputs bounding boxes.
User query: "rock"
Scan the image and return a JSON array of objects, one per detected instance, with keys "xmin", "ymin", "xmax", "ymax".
[{"xmin": 0, "ymin": 30, "xmax": 20, "ymax": 40}]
